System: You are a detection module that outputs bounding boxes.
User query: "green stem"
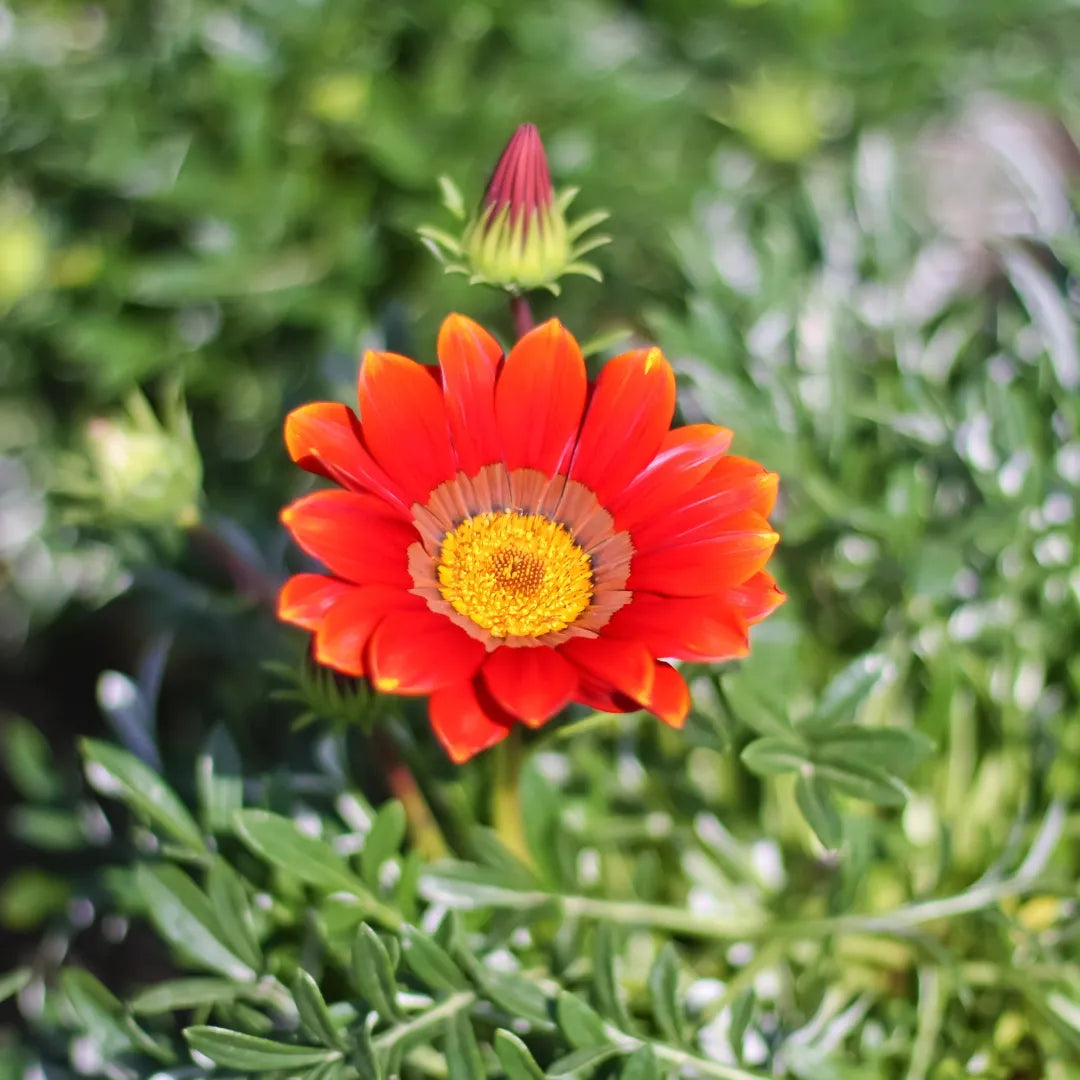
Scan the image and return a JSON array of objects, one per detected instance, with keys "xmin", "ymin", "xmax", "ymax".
[
  {"xmin": 491, "ymin": 727, "xmax": 531, "ymax": 865},
  {"xmin": 373, "ymin": 991, "xmax": 475, "ymax": 1056}
]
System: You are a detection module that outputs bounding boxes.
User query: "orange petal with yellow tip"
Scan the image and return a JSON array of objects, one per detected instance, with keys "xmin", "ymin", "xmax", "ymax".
[
  {"xmin": 358, "ymin": 350, "xmax": 456, "ymax": 505},
  {"xmin": 570, "ymin": 346, "xmax": 676, "ymax": 507},
  {"xmin": 283, "ymin": 402, "xmax": 411, "ymax": 515},
  {"xmin": 495, "ymin": 319, "xmax": 586, "ymax": 475},
  {"xmin": 366, "ymin": 608, "xmax": 485, "ymax": 695},
  {"xmin": 481, "ymin": 646, "xmax": 578, "ymax": 728},
  {"xmin": 428, "ymin": 679, "xmax": 515, "ymax": 763},
  {"xmin": 277, "ymin": 573, "xmax": 354, "ymax": 631},
  {"xmin": 437, "ymin": 314, "xmax": 503, "ymax": 476}
]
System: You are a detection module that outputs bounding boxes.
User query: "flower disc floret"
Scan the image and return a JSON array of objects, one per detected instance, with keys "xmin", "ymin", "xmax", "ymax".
[{"xmin": 437, "ymin": 510, "xmax": 593, "ymax": 638}]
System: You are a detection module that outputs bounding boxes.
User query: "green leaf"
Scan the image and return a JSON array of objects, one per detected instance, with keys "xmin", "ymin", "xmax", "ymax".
[
  {"xmin": 361, "ymin": 800, "xmax": 406, "ymax": 890},
  {"xmin": 728, "ymin": 989, "xmax": 755, "ymax": 1064},
  {"xmin": 795, "ymin": 772, "xmax": 843, "ymax": 849},
  {"xmin": 81, "ymin": 738, "xmax": 204, "ymax": 852},
  {"xmin": 196, "ymin": 725, "xmax": 244, "ymax": 834},
  {"xmin": 400, "ymin": 925, "xmax": 468, "ymax": 992},
  {"xmin": 306, "ymin": 1061, "xmax": 349, "ymax": 1080},
  {"xmin": 135, "ymin": 864, "xmax": 256, "ymax": 981},
  {"xmin": 740, "ymin": 736, "xmax": 808, "ymax": 777},
  {"xmin": 293, "ymin": 970, "xmax": 344, "ymax": 1049},
  {"xmin": 591, "ymin": 923, "xmax": 633, "ymax": 1030},
  {"xmin": 814, "ymin": 725, "xmax": 935, "ymax": 773},
  {"xmin": 521, "ymin": 758, "xmax": 565, "ymax": 887},
  {"xmin": 445, "ymin": 1007, "xmax": 485, "ymax": 1080},
  {"xmin": 547, "ymin": 1044, "xmax": 622, "ymax": 1078},
  {"xmin": 351, "ymin": 923, "xmax": 403, "ymax": 1021},
  {"xmin": 184, "ymin": 1026, "xmax": 338, "ymax": 1070},
  {"xmin": 60, "ymin": 968, "xmax": 133, "ymax": 1057},
  {"xmin": 348, "ymin": 1016, "xmax": 382, "ymax": 1080},
  {"xmin": 556, "ymin": 990, "xmax": 609, "ymax": 1049},
  {"xmin": 206, "ymin": 858, "xmax": 263, "ymax": 972},
  {"xmin": 461, "ymin": 953, "xmax": 553, "ymax": 1029},
  {"xmin": 1, "ymin": 718, "xmax": 61, "ymax": 801},
  {"xmin": 0, "ymin": 967, "xmax": 30, "ymax": 1005},
  {"xmin": 813, "ymin": 760, "xmax": 908, "ymax": 807},
  {"xmin": 646, "ymin": 944, "xmax": 684, "ymax": 1045},
  {"xmin": 801, "ymin": 654, "xmax": 891, "ymax": 732},
  {"xmin": 620, "ymin": 1045, "xmax": 661, "ymax": 1080},
  {"xmin": 234, "ymin": 809, "xmax": 397, "ymax": 927},
  {"xmin": 130, "ymin": 977, "xmax": 252, "ymax": 1015},
  {"xmin": 494, "ymin": 1029, "xmax": 545, "ymax": 1080}
]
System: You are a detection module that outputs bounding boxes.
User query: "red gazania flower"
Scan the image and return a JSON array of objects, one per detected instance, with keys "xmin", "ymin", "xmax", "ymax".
[{"xmin": 279, "ymin": 317, "xmax": 784, "ymax": 762}]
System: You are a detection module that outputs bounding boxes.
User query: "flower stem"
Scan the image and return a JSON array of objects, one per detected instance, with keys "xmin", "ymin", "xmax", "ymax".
[
  {"xmin": 491, "ymin": 727, "xmax": 531, "ymax": 865},
  {"xmin": 373, "ymin": 728, "xmax": 448, "ymax": 861},
  {"xmin": 510, "ymin": 293, "xmax": 535, "ymax": 339}
]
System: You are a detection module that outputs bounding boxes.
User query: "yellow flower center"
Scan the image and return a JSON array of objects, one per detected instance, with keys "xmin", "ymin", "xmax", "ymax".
[{"xmin": 437, "ymin": 511, "xmax": 593, "ymax": 638}]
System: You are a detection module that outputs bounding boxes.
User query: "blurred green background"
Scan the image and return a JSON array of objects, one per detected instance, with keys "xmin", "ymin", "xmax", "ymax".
[{"xmin": 3, "ymin": 0, "xmax": 1080, "ymax": 1075}]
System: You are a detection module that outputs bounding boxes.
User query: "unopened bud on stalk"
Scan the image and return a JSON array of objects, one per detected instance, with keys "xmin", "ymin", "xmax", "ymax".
[{"xmin": 419, "ymin": 123, "xmax": 610, "ymax": 295}]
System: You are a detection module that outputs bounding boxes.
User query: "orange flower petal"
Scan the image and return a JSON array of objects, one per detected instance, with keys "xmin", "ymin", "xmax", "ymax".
[
  {"xmin": 559, "ymin": 636, "xmax": 655, "ymax": 705},
  {"xmin": 607, "ymin": 424, "xmax": 732, "ymax": 531},
  {"xmin": 281, "ymin": 489, "xmax": 415, "ymax": 586},
  {"xmin": 358, "ymin": 350, "xmax": 456, "ymax": 505},
  {"xmin": 278, "ymin": 573, "xmax": 355, "ymax": 631},
  {"xmin": 429, "ymin": 679, "xmax": 515, "ymax": 764},
  {"xmin": 283, "ymin": 402, "xmax": 410, "ymax": 514},
  {"xmin": 724, "ymin": 571, "xmax": 787, "ymax": 624},
  {"xmin": 481, "ymin": 646, "xmax": 578, "ymax": 728},
  {"xmin": 495, "ymin": 320, "xmax": 586, "ymax": 475},
  {"xmin": 366, "ymin": 608, "xmax": 485, "ymax": 695},
  {"xmin": 438, "ymin": 314, "xmax": 503, "ymax": 476},
  {"xmin": 628, "ymin": 513, "xmax": 780, "ymax": 595},
  {"xmin": 604, "ymin": 592, "xmax": 750, "ymax": 662},
  {"xmin": 632, "ymin": 458, "xmax": 780, "ymax": 551},
  {"xmin": 642, "ymin": 661, "xmax": 690, "ymax": 729},
  {"xmin": 314, "ymin": 586, "xmax": 421, "ymax": 676},
  {"xmin": 570, "ymin": 347, "xmax": 676, "ymax": 506}
]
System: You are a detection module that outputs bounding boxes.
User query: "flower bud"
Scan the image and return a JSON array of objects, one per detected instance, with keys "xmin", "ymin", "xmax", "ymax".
[
  {"xmin": 77, "ymin": 388, "xmax": 202, "ymax": 532},
  {"xmin": 419, "ymin": 124, "xmax": 609, "ymax": 295}
]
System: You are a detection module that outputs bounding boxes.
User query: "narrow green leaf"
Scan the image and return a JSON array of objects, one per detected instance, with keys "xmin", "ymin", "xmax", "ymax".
[
  {"xmin": 206, "ymin": 858, "xmax": 263, "ymax": 972},
  {"xmin": 591, "ymin": 924, "xmax": 633, "ymax": 1030},
  {"xmin": 620, "ymin": 1046, "xmax": 661, "ymax": 1080},
  {"xmin": 293, "ymin": 970, "xmax": 344, "ymax": 1050},
  {"xmin": 445, "ymin": 1007, "xmax": 485, "ymax": 1080},
  {"xmin": 184, "ymin": 1026, "xmax": 337, "ymax": 1070},
  {"xmin": 494, "ymin": 1030, "xmax": 545, "ymax": 1080},
  {"xmin": 235, "ymin": 809, "xmax": 399, "ymax": 928},
  {"xmin": 2, "ymin": 717, "xmax": 61, "ymax": 800},
  {"xmin": 349, "ymin": 1016, "xmax": 383, "ymax": 1080},
  {"xmin": 130, "ymin": 977, "xmax": 250, "ymax": 1015},
  {"xmin": 795, "ymin": 772, "xmax": 843, "ymax": 849},
  {"xmin": 646, "ymin": 944, "xmax": 683, "ymax": 1045},
  {"xmin": 801, "ymin": 654, "xmax": 890, "ymax": 731},
  {"xmin": 740, "ymin": 737, "xmax": 807, "ymax": 777},
  {"xmin": 728, "ymin": 989, "xmax": 755, "ymax": 1064},
  {"xmin": 521, "ymin": 759, "xmax": 564, "ymax": 887},
  {"xmin": 60, "ymin": 968, "xmax": 132, "ymax": 1057},
  {"xmin": 351, "ymin": 923, "xmax": 403, "ymax": 1021},
  {"xmin": 0, "ymin": 967, "xmax": 30, "ymax": 1005},
  {"xmin": 547, "ymin": 1044, "xmax": 622, "ymax": 1078},
  {"xmin": 556, "ymin": 991, "xmax": 609, "ymax": 1049},
  {"xmin": 361, "ymin": 800, "xmax": 406, "ymax": 890},
  {"xmin": 135, "ymin": 864, "xmax": 255, "ymax": 982},
  {"xmin": 196, "ymin": 726, "xmax": 244, "ymax": 834},
  {"xmin": 400, "ymin": 925, "xmax": 468, "ymax": 992},
  {"xmin": 814, "ymin": 725, "xmax": 934, "ymax": 773},
  {"xmin": 306, "ymin": 1061, "xmax": 349, "ymax": 1080},
  {"xmin": 81, "ymin": 738, "xmax": 204, "ymax": 852},
  {"xmin": 460, "ymin": 954, "xmax": 552, "ymax": 1029},
  {"xmin": 813, "ymin": 761, "xmax": 908, "ymax": 807}
]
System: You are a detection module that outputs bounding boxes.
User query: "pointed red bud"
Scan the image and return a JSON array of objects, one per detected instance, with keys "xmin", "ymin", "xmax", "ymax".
[{"xmin": 482, "ymin": 123, "xmax": 555, "ymax": 222}]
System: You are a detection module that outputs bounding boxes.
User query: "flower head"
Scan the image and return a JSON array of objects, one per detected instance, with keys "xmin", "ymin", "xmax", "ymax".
[
  {"xmin": 279, "ymin": 317, "xmax": 783, "ymax": 762},
  {"xmin": 419, "ymin": 125, "xmax": 610, "ymax": 295}
]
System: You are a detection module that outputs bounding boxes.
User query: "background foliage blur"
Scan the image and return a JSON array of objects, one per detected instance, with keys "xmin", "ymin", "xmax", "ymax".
[{"xmin": 3, "ymin": 0, "xmax": 1080, "ymax": 1077}]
